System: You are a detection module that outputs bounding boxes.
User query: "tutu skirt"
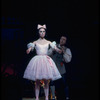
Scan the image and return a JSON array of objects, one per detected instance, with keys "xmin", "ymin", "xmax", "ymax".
[{"xmin": 23, "ymin": 55, "xmax": 61, "ymax": 81}]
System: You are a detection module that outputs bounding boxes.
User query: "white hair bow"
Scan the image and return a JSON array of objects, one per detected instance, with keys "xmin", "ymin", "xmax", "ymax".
[{"xmin": 37, "ymin": 24, "xmax": 46, "ymax": 29}]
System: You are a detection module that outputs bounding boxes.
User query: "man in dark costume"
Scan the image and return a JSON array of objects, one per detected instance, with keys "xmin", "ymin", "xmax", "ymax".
[{"xmin": 48, "ymin": 35, "xmax": 72, "ymax": 100}]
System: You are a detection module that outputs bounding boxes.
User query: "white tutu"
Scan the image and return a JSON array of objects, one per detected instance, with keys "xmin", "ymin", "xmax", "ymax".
[{"xmin": 23, "ymin": 42, "xmax": 62, "ymax": 81}]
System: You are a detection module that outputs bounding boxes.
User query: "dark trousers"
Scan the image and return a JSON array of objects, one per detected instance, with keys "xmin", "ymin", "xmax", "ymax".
[{"xmin": 50, "ymin": 73, "xmax": 69, "ymax": 100}]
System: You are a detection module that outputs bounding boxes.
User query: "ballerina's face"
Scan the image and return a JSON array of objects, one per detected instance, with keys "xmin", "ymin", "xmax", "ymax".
[{"xmin": 39, "ymin": 28, "xmax": 46, "ymax": 38}]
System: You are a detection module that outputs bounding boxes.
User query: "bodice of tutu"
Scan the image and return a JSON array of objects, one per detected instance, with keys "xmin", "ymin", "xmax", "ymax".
[{"xmin": 35, "ymin": 43, "xmax": 49, "ymax": 55}]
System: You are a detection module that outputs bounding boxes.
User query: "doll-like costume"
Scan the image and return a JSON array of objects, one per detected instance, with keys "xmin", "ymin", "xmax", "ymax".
[{"xmin": 23, "ymin": 42, "xmax": 62, "ymax": 81}]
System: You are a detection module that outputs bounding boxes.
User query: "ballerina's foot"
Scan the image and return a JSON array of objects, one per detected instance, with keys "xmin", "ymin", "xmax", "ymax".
[
  {"xmin": 45, "ymin": 98, "xmax": 48, "ymax": 100},
  {"xmin": 35, "ymin": 98, "xmax": 39, "ymax": 100}
]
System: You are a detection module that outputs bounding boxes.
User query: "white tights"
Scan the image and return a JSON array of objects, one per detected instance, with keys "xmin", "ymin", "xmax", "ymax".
[
  {"xmin": 44, "ymin": 80, "xmax": 49, "ymax": 100},
  {"xmin": 35, "ymin": 80, "xmax": 49, "ymax": 100},
  {"xmin": 35, "ymin": 80, "xmax": 40, "ymax": 100}
]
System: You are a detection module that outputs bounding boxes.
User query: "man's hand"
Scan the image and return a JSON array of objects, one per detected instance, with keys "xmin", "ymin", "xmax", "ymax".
[
  {"xmin": 61, "ymin": 46, "xmax": 66, "ymax": 53},
  {"xmin": 58, "ymin": 49, "xmax": 63, "ymax": 54}
]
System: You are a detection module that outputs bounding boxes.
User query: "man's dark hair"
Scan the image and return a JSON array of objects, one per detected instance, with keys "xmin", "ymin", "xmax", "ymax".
[
  {"xmin": 59, "ymin": 34, "xmax": 70, "ymax": 47},
  {"xmin": 60, "ymin": 34, "xmax": 68, "ymax": 39}
]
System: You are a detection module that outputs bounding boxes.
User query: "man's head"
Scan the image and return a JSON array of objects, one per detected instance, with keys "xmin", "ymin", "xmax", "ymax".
[{"xmin": 60, "ymin": 36, "xmax": 67, "ymax": 46}]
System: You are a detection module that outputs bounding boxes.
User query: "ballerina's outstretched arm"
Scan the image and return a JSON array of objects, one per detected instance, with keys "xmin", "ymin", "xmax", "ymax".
[
  {"xmin": 49, "ymin": 41, "xmax": 62, "ymax": 54},
  {"xmin": 26, "ymin": 41, "xmax": 36, "ymax": 54}
]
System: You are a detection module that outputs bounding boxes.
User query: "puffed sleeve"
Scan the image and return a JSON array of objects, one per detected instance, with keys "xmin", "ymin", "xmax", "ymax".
[
  {"xmin": 27, "ymin": 43, "xmax": 35, "ymax": 51},
  {"xmin": 50, "ymin": 41, "xmax": 56, "ymax": 49},
  {"xmin": 63, "ymin": 48, "xmax": 72, "ymax": 63}
]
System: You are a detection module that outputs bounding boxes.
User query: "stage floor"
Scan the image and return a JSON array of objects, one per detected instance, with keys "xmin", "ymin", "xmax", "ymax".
[
  {"xmin": 22, "ymin": 97, "xmax": 46, "ymax": 100},
  {"xmin": 22, "ymin": 97, "xmax": 57, "ymax": 100}
]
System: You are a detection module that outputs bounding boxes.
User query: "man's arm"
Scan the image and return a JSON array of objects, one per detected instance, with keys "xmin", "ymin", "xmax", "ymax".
[{"xmin": 63, "ymin": 48, "xmax": 72, "ymax": 63}]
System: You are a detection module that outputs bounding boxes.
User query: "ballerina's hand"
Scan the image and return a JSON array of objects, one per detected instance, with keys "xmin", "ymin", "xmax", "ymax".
[
  {"xmin": 58, "ymin": 49, "xmax": 63, "ymax": 54},
  {"xmin": 26, "ymin": 48, "xmax": 31, "ymax": 54},
  {"xmin": 54, "ymin": 46, "xmax": 62, "ymax": 54}
]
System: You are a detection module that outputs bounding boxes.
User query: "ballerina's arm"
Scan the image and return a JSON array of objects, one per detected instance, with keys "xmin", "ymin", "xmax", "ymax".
[
  {"xmin": 26, "ymin": 41, "xmax": 36, "ymax": 54},
  {"xmin": 49, "ymin": 41, "xmax": 62, "ymax": 53}
]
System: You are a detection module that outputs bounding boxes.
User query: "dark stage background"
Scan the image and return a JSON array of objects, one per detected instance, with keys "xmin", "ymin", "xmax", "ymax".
[{"xmin": 1, "ymin": 0, "xmax": 99, "ymax": 100}]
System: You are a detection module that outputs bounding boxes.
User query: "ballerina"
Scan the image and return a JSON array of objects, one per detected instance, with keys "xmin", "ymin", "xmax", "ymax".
[{"xmin": 23, "ymin": 24, "xmax": 62, "ymax": 100}]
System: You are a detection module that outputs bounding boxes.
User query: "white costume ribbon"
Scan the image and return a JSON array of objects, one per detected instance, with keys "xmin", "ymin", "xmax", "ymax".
[{"xmin": 37, "ymin": 24, "xmax": 46, "ymax": 29}]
